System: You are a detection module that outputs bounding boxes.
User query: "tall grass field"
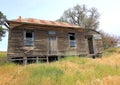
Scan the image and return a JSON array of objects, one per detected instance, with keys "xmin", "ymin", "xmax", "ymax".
[
  {"xmin": 0, "ymin": 48, "xmax": 120, "ymax": 85},
  {"xmin": 0, "ymin": 51, "xmax": 8, "ymax": 65},
  {"xmin": 0, "ymin": 51, "xmax": 7, "ymax": 57}
]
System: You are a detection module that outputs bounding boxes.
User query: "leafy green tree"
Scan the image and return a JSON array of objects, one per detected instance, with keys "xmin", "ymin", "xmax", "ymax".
[
  {"xmin": 57, "ymin": 4, "xmax": 100, "ymax": 30},
  {"xmin": 0, "ymin": 11, "xmax": 6, "ymax": 41}
]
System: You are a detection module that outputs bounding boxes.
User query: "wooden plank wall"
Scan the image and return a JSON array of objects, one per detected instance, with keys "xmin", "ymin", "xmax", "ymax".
[{"xmin": 7, "ymin": 24, "xmax": 103, "ymax": 59}]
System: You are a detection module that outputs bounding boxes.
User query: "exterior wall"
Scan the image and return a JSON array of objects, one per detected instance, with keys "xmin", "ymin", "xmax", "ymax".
[
  {"xmin": 76, "ymin": 32, "xmax": 89, "ymax": 55},
  {"xmin": 7, "ymin": 28, "xmax": 25, "ymax": 58},
  {"xmin": 57, "ymin": 29, "xmax": 69, "ymax": 55},
  {"xmin": 7, "ymin": 24, "xmax": 103, "ymax": 60},
  {"xmin": 87, "ymin": 30, "xmax": 103, "ymax": 54},
  {"xmin": 33, "ymin": 29, "xmax": 49, "ymax": 55}
]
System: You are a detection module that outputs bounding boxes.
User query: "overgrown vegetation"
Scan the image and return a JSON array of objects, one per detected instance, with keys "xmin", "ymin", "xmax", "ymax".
[
  {"xmin": 0, "ymin": 51, "xmax": 9, "ymax": 65},
  {"xmin": 103, "ymin": 47, "xmax": 120, "ymax": 56},
  {"xmin": 101, "ymin": 32, "xmax": 120, "ymax": 49},
  {"xmin": 0, "ymin": 51, "xmax": 7, "ymax": 57},
  {"xmin": 0, "ymin": 48, "xmax": 120, "ymax": 85}
]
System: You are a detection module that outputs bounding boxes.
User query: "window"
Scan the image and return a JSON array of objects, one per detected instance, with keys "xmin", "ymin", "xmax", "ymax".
[
  {"xmin": 68, "ymin": 33, "xmax": 76, "ymax": 47},
  {"xmin": 24, "ymin": 30, "xmax": 34, "ymax": 46}
]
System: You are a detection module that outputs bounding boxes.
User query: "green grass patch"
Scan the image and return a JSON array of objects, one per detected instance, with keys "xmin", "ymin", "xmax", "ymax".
[
  {"xmin": 24, "ymin": 64, "xmax": 64, "ymax": 85},
  {"xmin": 0, "ymin": 51, "xmax": 7, "ymax": 57},
  {"xmin": 94, "ymin": 64, "xmax": 120, "ymax": 78},
  {"xmin": 103, "ymin": 47, "xmax": 120, "ymax": 56},
  {"xmin": 0, "ymin": 51, "xmax": 9, "ymax": 65},
  {"xmin": 60, "ymin": 56, "xmax": 88, "ymax": 65},
  {"xmin": 27, "ymin": 65, "xmax": 64, "ymax": 78}
]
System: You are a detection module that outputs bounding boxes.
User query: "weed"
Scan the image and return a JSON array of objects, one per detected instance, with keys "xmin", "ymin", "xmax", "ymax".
[
  {"xmin": 0, "ymin": 48, "xmax": 120, "ymax": 85},
  {"xmin": 0, "ymin": 51, "xmax": 7, "ymax": 57}
]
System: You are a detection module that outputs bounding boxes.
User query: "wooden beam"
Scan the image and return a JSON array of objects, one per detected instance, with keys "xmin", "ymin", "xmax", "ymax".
[{"xmin": 23, "ymin": 57, "xmax": 27, "ymax": 65}]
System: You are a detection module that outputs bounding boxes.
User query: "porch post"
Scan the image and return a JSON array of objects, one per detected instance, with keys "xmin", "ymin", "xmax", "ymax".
[{"xmin": 23, "ymin": 57, "xmax": 27, "ymax": 65}]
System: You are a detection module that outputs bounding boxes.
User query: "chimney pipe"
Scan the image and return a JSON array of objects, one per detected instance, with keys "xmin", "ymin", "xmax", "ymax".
[{"xmin": 17, "ymin": 16, "xmax": 22, "ymax": 21}]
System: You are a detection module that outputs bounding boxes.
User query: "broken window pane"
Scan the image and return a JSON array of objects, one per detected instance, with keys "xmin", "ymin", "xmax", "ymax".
[
  {"xmin": 24, "ymin": 30, "xmax": 34, "ymax": 46},
  {"xmin": 68, "ymin": 33, "xmax": 76, "ymax": 47}
]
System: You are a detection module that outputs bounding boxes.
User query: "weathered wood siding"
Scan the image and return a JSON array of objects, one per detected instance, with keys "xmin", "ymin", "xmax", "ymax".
[
  {"xmin": 76, "ymin": 32, "xmax": 89, "ymax": 55},
  {"xmin": 87, "ymin": 30, "xmax": 103, "ymax": 54},
  {"xmin": 8, "ymin": 28, "xmax": 24, "ymax": 57},
  {"xmin": 7, "ymin": 24, "xmax": 103, "ymax": 59},
  {"xmin": 33, "ymin": 29, "xmax": 49, "ymax": 55}
]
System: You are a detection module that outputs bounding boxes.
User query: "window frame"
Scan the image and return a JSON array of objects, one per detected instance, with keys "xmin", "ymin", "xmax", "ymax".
[
  {"xmin": 24, "ymin": 30, "xmax": 34, "ymax": 46},
  {"xmin": 68, "ymin": 33, "xmax": 76, "ymax": 47},
  {"xmin": 48, "ymin": 31, "xmax": 56, "ymax": 35}
]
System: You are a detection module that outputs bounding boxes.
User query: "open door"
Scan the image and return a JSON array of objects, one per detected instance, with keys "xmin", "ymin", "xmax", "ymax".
[
  {"xmin": 88, "ymin": 36, "xmax": 94, "ymax": 54},
  {"xmin": 49, "ymin": 36, "xmax": 57, "ymax": 55}
]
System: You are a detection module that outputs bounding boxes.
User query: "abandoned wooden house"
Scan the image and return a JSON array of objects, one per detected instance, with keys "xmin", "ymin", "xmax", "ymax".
[{"xmin": 7, "ymin": 16, "xmax": 103, "ymax": 64}]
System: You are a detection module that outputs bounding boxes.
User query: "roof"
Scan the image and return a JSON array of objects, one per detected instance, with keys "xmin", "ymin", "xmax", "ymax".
[{"xmin": 7, "ymin": 16, "xmax": 81, "ymax": 28}]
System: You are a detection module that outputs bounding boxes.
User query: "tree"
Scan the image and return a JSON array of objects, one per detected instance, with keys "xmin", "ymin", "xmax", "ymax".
[
  {"xmin": 57, "ymin": 4, "xmax": 100, "ymax": 30},
  {"xmin": 0, "ymin": 11, "xmax": 6, "ymax": 41},
  {"xmin": 101, "ymin": 31, "xmax": 120, "ymax": 49}
]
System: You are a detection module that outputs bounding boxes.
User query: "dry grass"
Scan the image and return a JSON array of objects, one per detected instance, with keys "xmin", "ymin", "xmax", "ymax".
[
  {"xmin": 90, "ymin": 76, "xmax": 120, "ymax": 85},
  {"xmin": 0, "ymin": 51, "xmax": 8, "ymax": 65},
  {"xmin": 94, "ymin": 53, "xmax": 120, "ymax": 66},
  {"xmin": 0, "ymin": 51, "xmax": 7, "ymax": 57},
  {"xmin": 0, "ymin": 48, "xmax": 120, "ymax": 85}
]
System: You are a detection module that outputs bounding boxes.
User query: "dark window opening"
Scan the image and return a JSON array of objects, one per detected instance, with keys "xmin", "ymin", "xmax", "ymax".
[
  {"xmin": 69, "ymin": 33, "xmax": 75, "ymax": 40},
  {"xmin": 68, "ymin": 33, "xmax": 76, "ymax": 47},
  {"xmin": 26, "ymin": 32, "xmax": 32, "ymax": 38},
  {"xmin": 24, "ymin": 30, "xmax": 34, "ymax": 46}
]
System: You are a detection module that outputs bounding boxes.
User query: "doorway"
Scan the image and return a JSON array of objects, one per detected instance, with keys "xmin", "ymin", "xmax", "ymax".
[
  {"xmin": 88, "ymin": 36, "xmax": 94, "ymax": 54},
  {"xmin": 49, "ymin": 36, "xmax": 57, "ymax": 55}
]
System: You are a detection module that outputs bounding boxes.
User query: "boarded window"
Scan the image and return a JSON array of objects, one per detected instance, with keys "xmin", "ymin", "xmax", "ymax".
[
  {"xmin": 68, "ymin": 33, "xmax": 76, "ymax": 47},
  {"xmin": 24, "ymin": 30, "xmax": 34, "ymax": 46}
]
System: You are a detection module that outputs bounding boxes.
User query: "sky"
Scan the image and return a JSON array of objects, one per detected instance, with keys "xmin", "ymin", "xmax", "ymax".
[{"xmin": 0, "ymin": 0, "xmax": 120, "ymax": 51}]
